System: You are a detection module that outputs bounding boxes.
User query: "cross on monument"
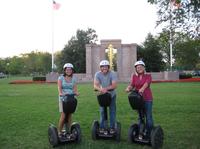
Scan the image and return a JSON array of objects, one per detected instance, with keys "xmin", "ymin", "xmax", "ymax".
[{"xmin": 107, "ymin": 44, "xmax": 114, "ymax": 70}]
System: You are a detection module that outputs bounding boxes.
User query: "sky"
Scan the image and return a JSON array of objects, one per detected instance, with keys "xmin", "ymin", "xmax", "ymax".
[{"xmin": 0, "ymin": 0, "xmax": 161, "ymax": 58}]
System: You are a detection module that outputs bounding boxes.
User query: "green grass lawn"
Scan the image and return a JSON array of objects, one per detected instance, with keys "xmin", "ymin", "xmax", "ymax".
[{"xmin": 0, "ymin": 77, "xmax": 200, "ymax": 149}]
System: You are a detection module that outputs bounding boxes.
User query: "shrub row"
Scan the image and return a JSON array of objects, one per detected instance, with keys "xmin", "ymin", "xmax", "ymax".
[
  {"xmin": 179, "ymin": 73, "xmax": 192, "ymax": 79},
  {"xmin": 32, "ymin": 76, "xmax": 46, "ymax": 81}
]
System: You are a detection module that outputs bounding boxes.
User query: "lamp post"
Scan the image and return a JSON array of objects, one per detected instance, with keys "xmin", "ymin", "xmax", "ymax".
[{"xmin": 6, "ymin": 63, "xmax": 10, "ymax": 77}]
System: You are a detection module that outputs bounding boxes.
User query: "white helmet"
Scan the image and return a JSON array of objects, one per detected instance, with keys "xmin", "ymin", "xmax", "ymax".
[
  {"xmin": 63, "ymin": 63, "xmax": 74, "ymax": 69},
  {"xmin": 99, "ymin": 60, "xmax": 110, "ymax": 66},
  {"xmin": 134, "ymin": 60, "xmax": 145, "ymax": 67}
]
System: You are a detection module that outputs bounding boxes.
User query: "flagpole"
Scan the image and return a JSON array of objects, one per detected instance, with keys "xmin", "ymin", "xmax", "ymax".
[
  {"xmin": 169, "ymin": 1, "xmax": 173, "ymax": 71},
  {"xmin": 51, "ymin": 1, "xmax": 55, "ymax": 72}
]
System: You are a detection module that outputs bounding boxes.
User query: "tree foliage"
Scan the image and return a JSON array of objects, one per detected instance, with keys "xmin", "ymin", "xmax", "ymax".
[
  {"xmin": 138, "ymin": 33, "xmax": 165, "ymax": 72},
  {"xmin": 0, "ymin": 51, "xmax": 51, "ymax": 75},
  {"xmin": 148, "ymin": 0, "xmax": 200, "ymax": 39},
  {"xmin": 21, "ymin": 51, "xmax": 52, "ymax": 75},
  {"xmin": 174, "ymin": 39, "xmax": 200, "ymax": 70},
  {"xmin": 57, "ymin": 28, "xmax": 98, "ymax": 73},
  {"xmin": 157, "ymin": 29, "xmax": 188, "ymax": 66}
]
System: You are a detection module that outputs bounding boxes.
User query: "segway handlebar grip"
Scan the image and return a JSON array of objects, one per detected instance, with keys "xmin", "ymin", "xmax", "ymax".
[{"xmin": 94, "ymin": 89, "xmax": 114, "ymax": 92}]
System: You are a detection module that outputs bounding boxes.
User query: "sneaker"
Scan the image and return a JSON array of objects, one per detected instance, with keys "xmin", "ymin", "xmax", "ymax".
[
  {"xmin": 109, "ymin": 129, "xmax": 115, "ymax": 134},
  {"xmin": 70, "ymin": 133, "xmax": 76, "ymax": 139},
  {"xmin": 58, "ymin": 132, "xmax": 62, "ymax": 138},
  {"xmin": 138, "ymin": 134, "xmax": 143, "ymax": 140},
  {"xmin": 99, "ymin": 128, "xmax": 105, "ymax": 133}
]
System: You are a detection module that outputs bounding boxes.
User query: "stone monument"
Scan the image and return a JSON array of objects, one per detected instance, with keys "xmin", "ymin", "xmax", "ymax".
[{"xmin": 85, "ymin": 39, "xmax": 137, "ymax": 82}]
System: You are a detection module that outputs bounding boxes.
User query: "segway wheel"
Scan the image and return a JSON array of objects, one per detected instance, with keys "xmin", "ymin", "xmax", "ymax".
[
  {"xmin": 151, "ymin": 125, "xmax": 164, "ymax": 149},
  {"xmin": 128, "ymin": 124, "xmax": 139, "ymax": 143},
  {"xmin": 91, "ymin": 120, "xmax": 99, "ymax": 140},
  {"xmin": 48, "ymin": 125, "xmax": 59, "ymax": 147},
  {"xmin": 115, "ymin": 122, "xmax": 121, "ymax": 142},
  {"xmin": 71, "ymin": 123, "xmax": 81, "ymax": 143}
]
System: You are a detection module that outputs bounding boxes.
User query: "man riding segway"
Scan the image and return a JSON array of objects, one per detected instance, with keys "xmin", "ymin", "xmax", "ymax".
[{"xmin": 92, "ymin": 60, "xmax": 121, "ymax": 141}]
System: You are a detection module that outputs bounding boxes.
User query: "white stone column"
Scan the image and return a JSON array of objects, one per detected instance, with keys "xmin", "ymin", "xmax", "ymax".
[{"xmin": 86, "ymin": 44, "xmax": 92, "ymax": 79}]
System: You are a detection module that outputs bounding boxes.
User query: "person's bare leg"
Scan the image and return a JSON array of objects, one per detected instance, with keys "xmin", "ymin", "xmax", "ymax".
[
  {"xmin": 66, "ymin": 114, "xmax": 72, "ymax": 130},
  {"xmin": 58, "ymin": 112, "xmax": 65, "ymax": 134}
]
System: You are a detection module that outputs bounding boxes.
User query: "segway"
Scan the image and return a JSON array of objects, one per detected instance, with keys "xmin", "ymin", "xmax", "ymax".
[
  {"xmin": 91, "ymin": 91, "xmax": 121, "ymax": 142},
  {"xmin": 127, "ymin": 90, "xmax": 164, "ymax": 149},
  {"xmin": 48, "ymin": 94, "xmax": 81, "ymax": 147}
]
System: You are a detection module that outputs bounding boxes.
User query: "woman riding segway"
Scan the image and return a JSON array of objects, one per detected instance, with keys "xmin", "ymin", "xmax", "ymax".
[
  {"xmin": 125, "ymin": 60, "xmax": 154, "ymax": 139},
  {"xmin": 125, "ymin": 60, "xmax": 163, "ymax": 148},
  {"xmin": 57, "ymin": 63, "xmax": 79, "ymax": 136},
  {"xmin": 48, "ymin": 63, "xmax": 81, "ymax": 147}
]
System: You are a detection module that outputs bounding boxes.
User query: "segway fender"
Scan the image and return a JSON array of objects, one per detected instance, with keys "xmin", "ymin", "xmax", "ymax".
[
  {"xmin": 115, "ymin": 122, "xmax": 121, "ymax": 142},
  {"xmin": 128, "ymin": 123, "xmax": 139, "ymax": 143},
  {"xmin": 151, "ymin": 125, "xmax": 164, "ymax": 149},
  {"xmin": 71, "ymin": 122, "xmax": 81, "ymax": 143},
  {"xmin": 91, "ymin": 120, "xmax": 99, "ymax": 140},
  {"xmin": 48, "ymin": 124, "xmax": 59, "ymax": 147}
]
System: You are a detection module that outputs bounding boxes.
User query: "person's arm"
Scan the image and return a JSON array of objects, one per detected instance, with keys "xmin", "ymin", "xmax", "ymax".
[
  {"xmin": 138, "ymin": 82, "xmax": 149, "ymax": 93},
  {"xmin": 125, "ymin": 73, "xmax": 134, "ymax": 92},
  {"xmin": 94, "ymin": 77, "xmax": 108, "ymax": 94},
  {"xmin": 73, "ymin": 84, "xmax": 79, "ymax": 96},
  {"xmin": 72, "ymin": 77, "xmax": 79, "ymax": 95},
  {"xmin": 94, "ymin": 79, "xmax": 101, "ymax": 91},
  {"xmin": 57, "ymin": 79, "xmax": 63, "ymax": 96},
  {"xmin": 106, "ymin": 80, "xmax": 117, "ymax": 91},
  {"xmin": 139, "ymin": 74, "xmax": 152, "ymax": 93}
]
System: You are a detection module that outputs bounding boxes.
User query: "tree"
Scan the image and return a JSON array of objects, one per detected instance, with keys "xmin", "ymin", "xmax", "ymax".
[
  {"xmin": 174, "ymin": 39, "xmax": 200, "ymax": 70},
  {"xmin": 58, "ymin": 28, "xmax": 98, "ymax": 73},
  {"xmin": 138, "ymin": 33, "xmax": 165, "ymax": 72},
  {"xmin": 157, "ymin": 29, "xmax": 188, "ymax": 68},
  {"xmin": 0, "ymin": 58, "xmax": 7, "ymax": 73},
  {"xmin": 148, "ymin": 0, "xmax": 200, "ymax": 39},
  {"xmin": 22, "ymin": 51, "xmax": 51, "ymax": 75},
  {"xmin": 1, "ymin": 51, "xmax": 52, "ymax": 75},
  {"xmin": 6, "ymin": 56, "xmax": 24, "ymax": 75}
]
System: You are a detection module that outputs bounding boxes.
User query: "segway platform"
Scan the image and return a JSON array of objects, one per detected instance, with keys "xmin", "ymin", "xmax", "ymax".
[{"xmin": 92, "ymin": 120, "xmax": 121, "ymax": 141}]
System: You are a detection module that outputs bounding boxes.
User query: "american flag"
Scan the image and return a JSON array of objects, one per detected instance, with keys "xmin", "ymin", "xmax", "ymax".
[
  {"xmin": 170, "ymin": 0, "xmax": 190, "ymax": 8},
  {"xmin": 171, "ymin": 0, "xmax": 181, "ymax": 8},
  {"xmin": 53, "ymin": 0, "xmax": 60, "ymax": 10}
]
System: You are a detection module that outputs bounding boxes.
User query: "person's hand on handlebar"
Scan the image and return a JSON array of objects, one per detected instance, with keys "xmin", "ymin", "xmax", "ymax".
[
  {"xmin": 100, "ymin": 88, "xmax": 108, "ymax": 94},
  {"xmin": 59, "ymin": 93, "xmax": 64, "ymax": 97},
  {"xmin": 138, "ymin": 88, "xmax": 144, "ymax": 95},
  {"xmin": 74, "ymin": 92, "xmax": 80, "ymax": 96},
  {"xmin": 125, "ymin": 85, "xmax": 132, "ymax": 93}
]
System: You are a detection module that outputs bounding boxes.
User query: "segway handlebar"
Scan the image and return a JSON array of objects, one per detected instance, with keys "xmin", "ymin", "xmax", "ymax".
[
  {"xmin": 94, "ymin": 89, "xmax": 114, "ymax": 92},
  {"xmin": 60, "ymin": 93, "xmax": 78, "ymax": 97},
  {"xmin": 127, "ymin": 89, "xmax": 143, "ymax": 96}
]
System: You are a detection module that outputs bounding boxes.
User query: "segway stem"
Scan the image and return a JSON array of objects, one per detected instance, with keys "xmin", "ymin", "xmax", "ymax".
[{"xmin": 104, "ymin": 106, "xmax": 108, "ymax": 129}]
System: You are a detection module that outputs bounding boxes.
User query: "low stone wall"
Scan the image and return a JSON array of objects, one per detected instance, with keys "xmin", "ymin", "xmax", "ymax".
[
  {"xmin": 151, "ymin": 71, "xmax": 179, "ymax": 81},
  {"xmin": 46, "ymin": 72, "xmax": 59, "ymax": 82},
  {"xmin": 46, "ymin": 71, "xmax": 179, "ymax": 83},
  {"xmin": 73, "ymin": 74, "xmax": 93, "ymax": 83},
  {"xmin": 46, "ymin": 73, "xmax": 92, "ymax": 83},
  {"xmin": 118, "ymin": 71, "xmax": 179, "ymax": 83}
]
